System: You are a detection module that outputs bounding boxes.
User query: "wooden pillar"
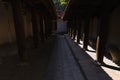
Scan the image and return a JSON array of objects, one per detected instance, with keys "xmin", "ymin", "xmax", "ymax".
[
  {"xmin": 77, "ymin": 19, "xmax": 82, "ymax": 43},
  {"xmin": 70, "ymin": 21, "xmax": 72, "ymax": 37},
  {"xmin": 83, "ymin": 17, "xmax": 90, "ymax": 50},
  {"xmin": 50, "ymin": 20, "xmax": 53, "ymax": 35},
  {"xmin": 31, "ymin": 8, "xmax": 39, "ymax": 48},
  {"xmin": 81, "ymin": 19, "xmax": 84, "ymax": 41},
  {"xmin": 88, "ymin": 17, "xmax": 96, "ymax": 47},
  {"xmin": 44, "ymin": 18, "xmax": 49, "ymax": 39},
  {"xmin": 96, "ymin": 15, "xmax": 110, "ymax": 64},
  {"xmin": 70, "ymin": 28, "xmax": 72, "ymax": 37},
  {"xmin": 47, "ymin": 20, "xmax": 52, "ymax": 36},
  {"xmin": 67, "ymin": 21, "xmax": 69, "ymax": 34},
  {"xmin": 54, "ymin": 20, "xmax": 57, "ymax": 31},
  {"xmin": 51, "ymin": 20, "xmax": 56, "ymax": 33},
  {"xmin": 73, "ymin": 19, "xmax": 77, "ymax": 40},
  {"xmin": 11, "ymin": 0, "xmax": 28, "ymax": 62},
  {"xmin": 69, "ymin": 21, "xmax": 73, "ymax": 37},
  {"xmin": 89, "ymin": 18, "xmax": 94, "ymax": 39},
  {"xmin": 49, "ymin": 20, "xmax": 52, "ymax": 36},
  {"xmin": 39, "ymin": 15, "xmax": 45, "ymax": 42},
  {"xmin": 68, "ymin": 21, "xmax": 71, "ymax": 35},
  {"xmin": 67, "ymin": 21, "xmax": 71, "ymax": 35}
]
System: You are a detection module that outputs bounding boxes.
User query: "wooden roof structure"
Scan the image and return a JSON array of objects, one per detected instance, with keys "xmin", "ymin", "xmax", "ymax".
[
  {"xmin": 63, "ymin": 0, "xmax": 119, "ymax": 20},
  {"xmin": 3, "ymin": 0, "xmax": 57, "ymax": 19}
]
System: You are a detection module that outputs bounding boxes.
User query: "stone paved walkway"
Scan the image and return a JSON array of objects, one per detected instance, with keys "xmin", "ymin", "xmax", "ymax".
[
  {"xmin": 0, "ymin": 35, "xmax": 85, "ymax": 80},
  {"xmin": 44, "ymin": 35, "xmax": 85, "ymax": 80},
  {"xmin": 0, "ymin": 34, "xmax": 119, "ymax": 80}
]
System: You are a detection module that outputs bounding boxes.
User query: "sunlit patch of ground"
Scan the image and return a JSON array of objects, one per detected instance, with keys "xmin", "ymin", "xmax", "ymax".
[{"xmin": 73, "ymin": 36, "xmax": 120, "ymax": 80}]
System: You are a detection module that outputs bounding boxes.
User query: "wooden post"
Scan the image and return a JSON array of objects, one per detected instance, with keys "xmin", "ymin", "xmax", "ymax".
[
  {"xmin": 68, "ymin": 21, "xmax": 71, "ymax": 35},
  {"xmin": 11, "ymin": 0, "xmax": 28, "ymax": 62},
  {"xmin": 67, "ymin": 21, "xmax": 69, "ymax": 34},
  {"xmin": 31, "ymin": 8, "xmax": 39, "ymax": 48},
  {"xmin": 70, "ymin": 21, "xmax": 73, "ymax": 37},
  {"xmin": 77, "ymin": 19, "xmax": 82, "ymax": 43},
  {"xmin": 46, "ymin": 20, "xmax": 52, "ymax": 36},
  {"xmin": 73, "ymin": 19, "xmax": 77, "ymax": 40},
  {"xmin": 52, "ymin": 20, "xmax": 57, "ymax": 33},
  {"xmin": 89, "ymin": 18, "xmax": 94, "ymax": 40},
  {"xmin": 96, "ymin": 15, "xmax": 110, "ymax": 64},
  {"xmin": 39, "ymin": 15, "xmax": 45, "ymax": 42},
  {"xmin": 83, "ymin": 17, "xmax": 90, "ymax": 50},
  {"xmin": 54, "ymin": 20, "xmax": 57, "ymax": 31},
  {"xmin": 67, "ymin": 21, "xmax": 70, "ymax": 35},
  {"xmin": 70, "ymin": 20, "xmax": 73, "ymax": 38},
  {"xmin": 70, "ymin": 27, "xmax": 72, "ymax": 37},
  {"xmin": 49, "ymin": 20, "xmax": 53, "ymax": 35},
  {"xmin": 44, "ymin": 18, "xmax": 49, "ymax": 39}
]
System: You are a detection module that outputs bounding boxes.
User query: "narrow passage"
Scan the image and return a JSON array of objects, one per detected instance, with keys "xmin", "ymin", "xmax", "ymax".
[{"xmin": 44, "ymin": 35, "xmax": 85, "ymax": 80}]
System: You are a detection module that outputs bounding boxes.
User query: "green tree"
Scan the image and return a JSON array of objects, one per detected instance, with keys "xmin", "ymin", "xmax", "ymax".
[
  {"xmin": 53, "ymin": 0, "xmax": 68, "ymax": 11},
  {"xmin": 59, "ymin": 0, "xmax": 68, "ymax": 5}
]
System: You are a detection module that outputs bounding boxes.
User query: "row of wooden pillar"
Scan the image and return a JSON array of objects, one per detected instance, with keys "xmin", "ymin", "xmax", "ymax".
[
  {"xmin": 11, "ymin": 0, "xmax": 56, "ymax": 63},
  {"xmin": 67, "ymin": 15, "xmax": 110, "ymax": 64}
]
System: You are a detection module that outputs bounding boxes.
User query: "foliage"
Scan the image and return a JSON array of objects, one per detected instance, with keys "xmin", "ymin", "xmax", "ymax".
[
  {"xmin": 59, "ymin": 0, "xmax": 68, "ymax": 5},
  {"xmin": 53, "ymin": 0, "xmax": 68, "ymax": 11}
]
